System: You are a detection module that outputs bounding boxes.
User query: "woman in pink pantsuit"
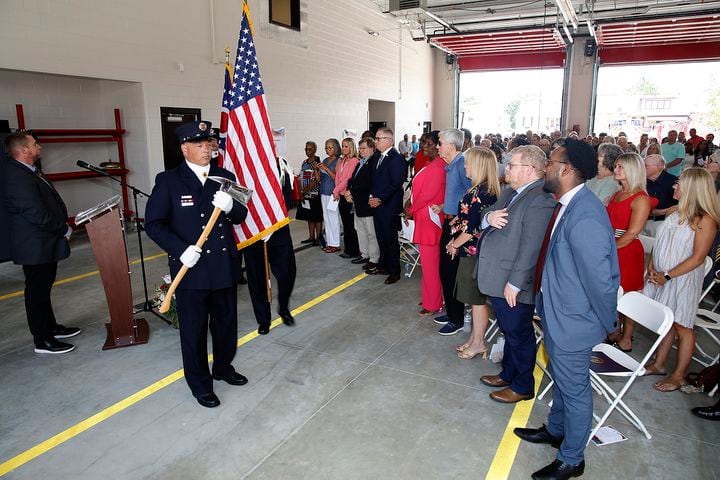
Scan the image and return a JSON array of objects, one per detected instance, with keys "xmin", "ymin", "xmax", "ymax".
[{"xmin": 407, "ymin": 131, "xmax": 446, "ymax": 315}]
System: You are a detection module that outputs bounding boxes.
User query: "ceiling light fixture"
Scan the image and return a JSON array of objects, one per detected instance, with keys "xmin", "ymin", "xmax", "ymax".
[
  {"xmin": 586, "ymin": 19, "xmax": 596, "ymax": 38},
  {"xmin": 554, "ymin": 0, "xmax": 579, "ymax": 29}
]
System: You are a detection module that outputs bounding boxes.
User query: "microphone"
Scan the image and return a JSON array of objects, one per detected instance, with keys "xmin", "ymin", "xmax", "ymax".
[{"xmin": 77, "ymin": 160, "xmax": 109, "ymax": 176}]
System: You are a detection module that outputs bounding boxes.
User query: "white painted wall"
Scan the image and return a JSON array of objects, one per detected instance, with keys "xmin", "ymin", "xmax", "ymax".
[{"xmin": 0, "ymin": 0, "xmax": 438, "ymax": 213}]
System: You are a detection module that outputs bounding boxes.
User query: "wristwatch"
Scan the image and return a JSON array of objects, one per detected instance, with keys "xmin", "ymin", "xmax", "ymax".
[{"xmin": 663, "ymin": 272, "xmax": 672, "ymax": 281}]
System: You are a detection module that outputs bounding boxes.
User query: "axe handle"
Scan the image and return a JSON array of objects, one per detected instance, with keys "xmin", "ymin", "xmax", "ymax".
[{"xmin": 159, "ymin": 207, "xmax": 223, "ymax": 313}]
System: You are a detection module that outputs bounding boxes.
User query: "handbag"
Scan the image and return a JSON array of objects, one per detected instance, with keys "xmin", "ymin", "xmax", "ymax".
[{"xmin": 291, "ymin": 175, "xmax": 302, "ymax": 203}]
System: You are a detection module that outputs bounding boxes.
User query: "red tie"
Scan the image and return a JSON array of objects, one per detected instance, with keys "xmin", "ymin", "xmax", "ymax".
[{"xmin": 534, "ymin": 202, "xmax": 562, "ymax": 294}]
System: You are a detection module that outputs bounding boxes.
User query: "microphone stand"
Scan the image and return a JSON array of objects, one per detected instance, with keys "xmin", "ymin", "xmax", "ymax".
[{"xmin": 78, "ymin": 162, "xmax": 168, "ymax": 325}]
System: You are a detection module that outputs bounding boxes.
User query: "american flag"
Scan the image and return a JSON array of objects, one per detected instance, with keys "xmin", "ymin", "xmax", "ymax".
[{"xmin": 219, "ymin": 1, "xmax": 288, "ymax": 249}]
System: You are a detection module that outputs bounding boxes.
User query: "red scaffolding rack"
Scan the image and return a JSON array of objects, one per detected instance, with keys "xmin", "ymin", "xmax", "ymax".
[{"xmin": 15, "ymin": 104, "xmax": 132, "ymax": 221}]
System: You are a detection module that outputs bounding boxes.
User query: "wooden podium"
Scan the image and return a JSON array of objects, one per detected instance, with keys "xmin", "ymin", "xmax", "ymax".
[{"xmin": 75, "ymin": 196, "xmax": 149, "ymax": 350}]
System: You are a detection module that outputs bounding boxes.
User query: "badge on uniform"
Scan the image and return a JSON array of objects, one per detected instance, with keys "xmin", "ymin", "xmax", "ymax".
[{"xmin": 180, "ymin": 195, "xmax": 195, "ymax": 207}]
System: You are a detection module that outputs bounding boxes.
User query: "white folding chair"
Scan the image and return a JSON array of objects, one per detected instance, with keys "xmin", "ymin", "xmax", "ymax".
[
  {"xmin": 588, "ymin": 291, "xmax": 674, "ymax": 442},
  {"xmin": 537, "ymin": 287, "xmax": 624, "ymax": 402},
  {"xmin": 638, "ymin": 234, "xmax": 655, "ymax": 252},
  {"xmin": 693, "ymin": 309, "xmax": 720, "ymax": 369},
  {"xmin": 398, "ymin": 220, "xmax": 421, "ymax": 278}
]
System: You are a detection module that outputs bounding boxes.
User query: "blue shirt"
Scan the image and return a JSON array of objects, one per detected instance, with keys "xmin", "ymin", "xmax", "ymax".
[
  {"xmin": 443, "ymin": 152, "xmax": 471, "ymax": 215},
  {"xmin": 319, "ymin": 157, "xmax": 337, "ymax": 195}
]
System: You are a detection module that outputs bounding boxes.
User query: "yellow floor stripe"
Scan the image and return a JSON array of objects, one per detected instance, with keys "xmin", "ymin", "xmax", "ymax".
[
  {"xmin": 486, "ymin": 345, "xmax": 549, "ymax": 480},
  {"xmin": 0, "ymin": 253, "xmax": 167, "ymax": 301},
  {"xmin": 0, "ymin": 272, "xmax": 367, "ymax": 477}
]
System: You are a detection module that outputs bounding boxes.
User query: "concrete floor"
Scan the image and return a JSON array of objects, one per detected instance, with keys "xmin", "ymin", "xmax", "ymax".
[{"xmin": 0, "ymin": 219, "xmax": 719, "ymax": 479}]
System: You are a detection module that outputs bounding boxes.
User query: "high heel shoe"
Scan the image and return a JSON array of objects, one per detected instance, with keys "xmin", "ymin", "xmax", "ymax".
[
  {"xmin": 456, "ymin": 344, "xmax": 469, "ymax": 352},
  {"xmin": 457, "ymin": 348, "xmax": 488, "ymax": 360}
]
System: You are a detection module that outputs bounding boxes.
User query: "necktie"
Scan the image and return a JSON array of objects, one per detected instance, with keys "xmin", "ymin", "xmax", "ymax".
[
  {"xmin": 533, "ymin": 202, "xmax": 562, "ymax": 293},
  {"xmin": 36, "ymin": 169, "xmax": 68, "ymax": 212},
  {"xmin": 377, "ymin": 154, "xmax": 385, "ymax": 169}
]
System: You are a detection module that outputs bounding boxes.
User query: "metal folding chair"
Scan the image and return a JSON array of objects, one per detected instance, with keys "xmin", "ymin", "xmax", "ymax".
[{"xmin": 588, "ymin": 292, "xmax": 674, "ymax": 442}]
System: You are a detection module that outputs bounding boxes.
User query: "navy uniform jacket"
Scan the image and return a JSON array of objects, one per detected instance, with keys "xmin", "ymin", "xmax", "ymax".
[
  {"xmin": 2, "ymin": 158, "xmax": 70, "ymax": 265},
  {"xmin": 145, "ymin": 162, "xmax": 247, "ymax": 291},
  {"xmin": 370, "ymin": 147, "xmax": 406, "ymax": 217}
]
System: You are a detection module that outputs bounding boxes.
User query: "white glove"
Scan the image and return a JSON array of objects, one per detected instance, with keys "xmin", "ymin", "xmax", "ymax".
[
  {"xmin": 64, "ymin": 225, "xmax": 73, "ymax": 240},
  {"xmin": 180, "ymin": 245, "xmax": 202, "ymax": 268},
  {"xmin": 212, "ymin": 190, "xmax": 234, "ymax": 213}
]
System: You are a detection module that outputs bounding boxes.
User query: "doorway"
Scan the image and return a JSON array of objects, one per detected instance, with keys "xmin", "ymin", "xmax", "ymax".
[
  {"xmin": 368, "ymin": 99, "xmax": 395, "ymax": 135},
  {"xmin": 160, "ymin": 107, "xmax": 201, "ymax": 171}
]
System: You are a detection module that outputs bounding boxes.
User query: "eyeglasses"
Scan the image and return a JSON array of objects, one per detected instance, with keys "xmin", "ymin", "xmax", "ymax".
[
  {"xmin": 545, "ymin": 159, "xmax": 569, "ymax": 167},
  {"xmin": 506, "ymin": 163, "xmax": 532, "ymax": 169},
  {"xmin": 374, "ymin": 136, "xmax": 391, "ymax": 141}
]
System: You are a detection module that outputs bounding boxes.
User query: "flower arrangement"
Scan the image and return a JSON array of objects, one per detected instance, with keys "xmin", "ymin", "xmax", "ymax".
[{"xmin": 154, "ymin": 275, "xmax": 179, "ymax": 329}]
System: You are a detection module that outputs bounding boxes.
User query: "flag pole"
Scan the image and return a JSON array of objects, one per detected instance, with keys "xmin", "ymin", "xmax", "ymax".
[{"xmin": 263, "ymin": 241, "xmax": 272, "ymax": 303}]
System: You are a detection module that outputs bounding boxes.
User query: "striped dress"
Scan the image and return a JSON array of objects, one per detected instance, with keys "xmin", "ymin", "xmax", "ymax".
[{"xmin": 643, "ymin": 212, "xmax": 704, "ymax": 328}]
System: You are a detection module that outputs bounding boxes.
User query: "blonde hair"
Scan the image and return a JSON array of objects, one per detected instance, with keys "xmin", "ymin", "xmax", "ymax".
[
  {"xmin": 341, "ymin": 137, "xmax": 358, "ymax": 159},
  {"xmin": 616, "ymin": 153, "xmax": 647, "ymax": 193},
  {"xmin": 464, "ymin": 147, "xmax": 501, "ymax": 197},
  {"xmin": 510, "ymin": 145, "xmax": 546, "ymax": 176},
  {"xmin": 677, "ymin": 167, "xmax": 720, "ymax": 228}
]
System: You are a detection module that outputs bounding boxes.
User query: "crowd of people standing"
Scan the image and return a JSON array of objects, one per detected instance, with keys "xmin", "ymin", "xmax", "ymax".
[{"xmin": 294, "ymin": 125, "xmax": 720, "ymax": 478}]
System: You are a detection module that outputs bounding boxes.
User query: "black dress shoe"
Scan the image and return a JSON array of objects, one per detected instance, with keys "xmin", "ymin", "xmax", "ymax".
[
  {"xmin": 351, "ymin": 257, "xmax": 369, "ymax": 264},
  {"xmin": 362, "ymin": 261, "xmax": 377, "ymax": 271},
  {"xmin": 514, "ymin": 425, "xmax": 563, "ymax": 448},
  {"xmin": 258, "ymin": 323, "xmax": 270, "ymax": 335},
  {"xmin": 384, "ymin": 274, "xmax": 401, "ymax": 284},
  {"xmin": 280, "ymin": 311, "xmax": 295, "ymax": 326},
  {"xmin": 34, "ymin": 338, "xmax": 75, "ymax": 354},
  {"xmin": 195, "ymin": 392, "xmax": 220, "ymax": 408},
  {"xmin": 367, "ymin": 268, "xmax": 388, "ymax": 275},
  {"xmin": 339, "ymin": 253, "xmax": 352, "ymax": 259},
  {"xmin": 52, "ymin": 325, "xmax": 82, "ymax": 339},
  {"xmin": 532, "ymin": 459, "xmax": 585, "ymax": 479},
  {"xmin": 212, "ymin": 371, "xmax": 248, "ymax": 385},
  {"xmin": 300, "ymin": 238, "xmax": 316, "ymax": 244}
]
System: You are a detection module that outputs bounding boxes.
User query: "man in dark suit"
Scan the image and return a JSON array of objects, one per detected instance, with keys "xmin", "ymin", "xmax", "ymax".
[
  {"xmin": 347, "ymin": 137, "xmax": 379, "ymax": 269},
  {"xmin": 515, "ymin": 138, "xmax": 620, "ymax": 480},
  {"xmin": 368, "ymin": 128, "xmax": 406, "ymax": 285},
  {"xmin": 476, "ymin": 145, "xmax": 556, "ymax": 403},
  {"xmin": 2, "ymin": 132, "xmax": 81, "ymax": 354},
  {"xmin": 145, "ymin": 121, "xmax": 249, "ymax": 408}
]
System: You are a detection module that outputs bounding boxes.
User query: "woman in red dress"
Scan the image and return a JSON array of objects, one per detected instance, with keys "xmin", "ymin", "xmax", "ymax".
[{"xmin": 607, "ymin": 153, "xmax": 654, "ymax": 351}]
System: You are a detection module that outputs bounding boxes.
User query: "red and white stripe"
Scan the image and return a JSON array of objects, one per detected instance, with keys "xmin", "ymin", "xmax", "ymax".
[{"xmin": 222, "ymin": 94, "xmax": 288, "ymax": 244}]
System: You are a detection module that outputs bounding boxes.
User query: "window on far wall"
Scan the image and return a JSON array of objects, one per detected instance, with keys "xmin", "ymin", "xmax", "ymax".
[{"xmin": 269, "ymin": 0, "xmax": 300, "ymax": 31}]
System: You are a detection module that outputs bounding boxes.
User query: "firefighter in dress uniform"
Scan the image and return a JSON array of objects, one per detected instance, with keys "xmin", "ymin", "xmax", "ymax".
[{"xmin": 145, "ymin": 121, "xmax": 248, "ymax": 408}]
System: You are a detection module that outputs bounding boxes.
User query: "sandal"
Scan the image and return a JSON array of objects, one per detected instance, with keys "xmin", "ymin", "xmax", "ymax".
[
  {"xmin": 458, "ymin": 348, "xmax": 488, "ymax": 360},
  {"xmin": 456, "ymin": 344, "xmax": 470, "ymax": 352},
  {"xmin": 323, "ymin": 246, "xmax": 340, "ymax": 253},
  {"xmin": 418, "ymin": 308, "xmax": 437, "ymax": 316},
  {"xmin": 653, "ymin": 380, "xmax": 684, "ymax": 392}
]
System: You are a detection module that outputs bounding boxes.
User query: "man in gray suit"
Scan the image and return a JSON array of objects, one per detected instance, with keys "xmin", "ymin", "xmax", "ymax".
[
  {"xmin": 515, "ymin": 138, "xmax": 620, "ymax": 480},
  {"xmin": 476, "ymin": 145, "xmax": 556, "ymax": 403}
]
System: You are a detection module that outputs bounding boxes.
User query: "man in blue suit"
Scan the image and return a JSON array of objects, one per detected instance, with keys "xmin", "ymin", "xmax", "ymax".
[
  {"xmin": 145, "ymin": 121, "xmax": 249, "ymax": 408},
  {"xmin": 515, "ymin": 138, "xmax": 620, "ymax": 480},
  {"xmin": 368, "ymin": 128, "xmax": 406, "ymax": 284}
]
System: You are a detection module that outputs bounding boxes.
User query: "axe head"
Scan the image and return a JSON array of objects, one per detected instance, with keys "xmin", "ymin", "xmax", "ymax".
[{"xmin": 207, "ymin": 176, "xmax": 253, "ymax": 206}]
